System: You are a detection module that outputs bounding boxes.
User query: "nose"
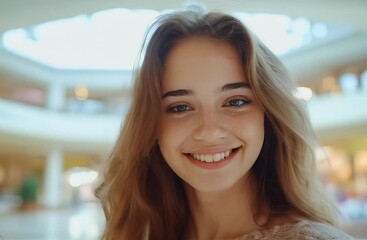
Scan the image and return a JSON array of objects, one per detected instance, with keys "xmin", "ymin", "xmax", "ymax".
[{"xmin": 193, "ymin": 109, "xmax": 227, "ymax": 142}]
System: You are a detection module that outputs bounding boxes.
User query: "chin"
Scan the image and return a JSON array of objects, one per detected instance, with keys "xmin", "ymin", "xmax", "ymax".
[{"xmin": 186, "ymin": 176, "xmax": 242, "ymax": 193}]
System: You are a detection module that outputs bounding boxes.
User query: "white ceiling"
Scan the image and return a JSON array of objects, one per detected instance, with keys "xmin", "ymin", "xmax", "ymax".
[
  {"xmin": 0, "ymin": 0, "xmax": 366, "ymax": 91},
  {"xmin": 0, "ymin": 0, "xmax": 367, "ymax": 33}
]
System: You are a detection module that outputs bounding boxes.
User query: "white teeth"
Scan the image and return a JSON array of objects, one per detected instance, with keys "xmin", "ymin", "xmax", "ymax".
[
  {"xmin": 213, "ymin": 153, "xmax": 221, "ymax": 162},
  {"xmin": 191, "ymin": 150, "xmax": 232, "ymax": 163},
  {"xmin": 205, "ymin": 155, "xmax": 213, "ymax": 162}
]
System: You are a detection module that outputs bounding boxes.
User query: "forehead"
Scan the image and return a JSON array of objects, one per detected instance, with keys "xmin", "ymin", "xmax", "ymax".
[
  {"xmin": 162, "ymin": 36, "xmax": 247, "ymax": 90},
  {"xmin": 164, "ymin": 36, "xmax": 240, "ymax": 66}
]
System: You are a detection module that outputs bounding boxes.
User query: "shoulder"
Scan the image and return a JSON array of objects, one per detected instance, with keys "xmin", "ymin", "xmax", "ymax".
[
  {"xmin": 286, "ymin": 220, "xmax": 354, "ymax": 240},
  {"xmin": 240, "ymin": 220, "xmax": 354, "ymax": 240}
]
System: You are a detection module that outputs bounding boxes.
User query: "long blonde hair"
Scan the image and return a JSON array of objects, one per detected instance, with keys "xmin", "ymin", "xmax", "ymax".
[{"xmin": 95, "ymin": 9, "xmax": 338, "ymax": 240}]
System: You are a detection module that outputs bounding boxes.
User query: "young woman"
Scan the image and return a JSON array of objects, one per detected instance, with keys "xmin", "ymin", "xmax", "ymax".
[{"xmin": 96, "ymin": 9, "xmax": 354, "ymax": 240}]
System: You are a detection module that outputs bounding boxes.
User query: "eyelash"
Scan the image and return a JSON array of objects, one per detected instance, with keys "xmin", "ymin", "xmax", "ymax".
[
  {"xmin": 166, "ymin": 104, "xmax": 193, "ymax": 113},
  {"xmin": 223, "ymin": 96, "xmax": 251, "ymax": 108},
  {"xmin": 165, "ymin": 96, "xmax": 251, "ymax": 114}
]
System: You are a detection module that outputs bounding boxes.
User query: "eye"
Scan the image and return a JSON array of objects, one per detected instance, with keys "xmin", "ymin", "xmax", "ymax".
[
  {"xmin": 223, "ymin": 97, "xmax": 251, "ymax": 108},
  {"xmin": 166, "ymin": 104, "xmax": 194, "ymax": 113}
]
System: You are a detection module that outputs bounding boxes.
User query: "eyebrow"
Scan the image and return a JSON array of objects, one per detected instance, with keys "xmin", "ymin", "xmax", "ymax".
[
  {"xmin": 161, "ymin": 82, "xmax": 250, "ymax": 99},
  {"xmin": 162, "ymin": 89, "xmax": 193, "ymax": 99},
  {"xmin": 222, "ymin": 82, "xmax": 250, "ymax": 91}
]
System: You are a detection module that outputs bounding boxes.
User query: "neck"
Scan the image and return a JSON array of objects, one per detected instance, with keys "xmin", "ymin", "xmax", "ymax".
[{"xmin": 185, "ymin": 173, "xmax": 262, "ymax": 240}]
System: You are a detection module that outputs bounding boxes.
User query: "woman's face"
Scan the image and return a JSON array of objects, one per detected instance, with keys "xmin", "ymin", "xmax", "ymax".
[{"xmin": 158, "ymin": 37, "xmax": 264, "ymax": 193}]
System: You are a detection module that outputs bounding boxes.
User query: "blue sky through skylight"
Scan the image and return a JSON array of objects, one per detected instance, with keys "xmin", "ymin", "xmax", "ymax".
[{"xmin": 1, "ymin": 8, "xmax": 352, "ymax": 70}]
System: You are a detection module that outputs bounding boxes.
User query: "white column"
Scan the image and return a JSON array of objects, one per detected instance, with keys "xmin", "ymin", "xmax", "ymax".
[
  {"xmin": 47, "ymin": 83, "xmax": 66, "ymax": 111},
  {"xmin": 361, "ymin": 70, "xmax": 367, "ymax": 92},
  {"xmin": 43, "ymin": 148, "xmax": 64, "ymax": 208}
]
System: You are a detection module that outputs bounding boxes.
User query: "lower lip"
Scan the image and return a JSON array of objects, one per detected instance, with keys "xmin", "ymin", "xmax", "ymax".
[{"xmin": 186, "ymin": 148, "xmax": 239, "ymax": 170}]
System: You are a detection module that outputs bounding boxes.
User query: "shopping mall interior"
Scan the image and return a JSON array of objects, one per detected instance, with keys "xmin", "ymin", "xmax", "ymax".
[{"xmin": 0, "ymin": 0, "xmax": 366, "ymax": 239}]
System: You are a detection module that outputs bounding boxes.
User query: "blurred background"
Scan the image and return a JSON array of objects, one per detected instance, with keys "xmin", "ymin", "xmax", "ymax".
[{"xmin": 0, "ymin": 0, "xmax": 366, "ymax": 239}]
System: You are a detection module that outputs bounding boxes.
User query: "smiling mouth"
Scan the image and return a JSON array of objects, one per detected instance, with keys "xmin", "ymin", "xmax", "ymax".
[{"xmin": 187, "ymin": 147, "xmax": 240, "ymax": 163}]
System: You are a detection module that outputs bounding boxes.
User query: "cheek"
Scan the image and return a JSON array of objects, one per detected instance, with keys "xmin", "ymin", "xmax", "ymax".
[
  {"xmin": 158, "ymin": 118, "xmax": 189, "ymax": 157},
  {"xmin": 157, "ymin": 120, "xmax": 191, "ymax": 175},
  {"xmin": 250, "ymin": 116, "xmax": 265, "ymax": 151},
  {"xmin": 158, "ymin": 119, "xmax": 178, "ymax": 145},
  {"xmin": 233, "ymin": 112, "xmax": 265, "ymax": 146}
]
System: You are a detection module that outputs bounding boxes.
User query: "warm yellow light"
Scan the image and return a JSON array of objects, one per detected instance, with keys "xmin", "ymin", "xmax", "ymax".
[
  {"xmin": 75, "ymin": 84, "xmax": 89, "ymax": 100},
  {"xmin": 293, "ymin": 87, "xmax": 313, "ymax": 100},
  {"xmin": 68, "ymin": 170, "xmax": 98, "ymax": 187},
  {"xmin": 329, "ymin": 150, "xmax": 352, "ymax": 182},
  {"xmin": 355, "ymin": 150, "xmax": 367, "ymax": 173},
  {"xmin": 321, "ymin": 76, "xmax": 339, "ymax": 93}
]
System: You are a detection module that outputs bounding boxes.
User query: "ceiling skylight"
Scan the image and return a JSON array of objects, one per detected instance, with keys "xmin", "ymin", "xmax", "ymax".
[
  {"xmin": 232, "ymin": 12, "xmax": 352, "ymax": 55},
  {"xmin": 1, "ymin": 8, "xmax": 353, "ymax": 70},
  {"xmin": 2, "ymin": 9, "xmax": 159, "ymax": 70}
]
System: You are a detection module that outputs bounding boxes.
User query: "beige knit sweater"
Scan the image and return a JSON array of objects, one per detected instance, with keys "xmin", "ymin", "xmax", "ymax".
[{"xmin": 239, "ymin": 220, "xmax": 354, "ymax": 240}]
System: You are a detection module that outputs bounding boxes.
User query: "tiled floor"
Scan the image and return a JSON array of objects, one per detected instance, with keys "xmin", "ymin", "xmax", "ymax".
[
  {"xmin": 0, "ymin": 202, "xmax": 105, "ymax": 240},
  {"xmin": 0, "ymin": 202, "xmax": 366, "ymax": 240}
]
